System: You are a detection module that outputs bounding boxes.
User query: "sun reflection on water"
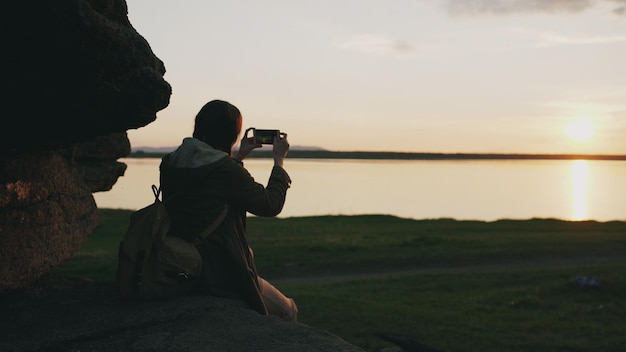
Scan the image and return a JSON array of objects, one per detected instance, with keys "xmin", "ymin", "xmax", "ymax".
[{"xmin": 571, "ymin": 160, "xmax": 589, "ymax": 221}]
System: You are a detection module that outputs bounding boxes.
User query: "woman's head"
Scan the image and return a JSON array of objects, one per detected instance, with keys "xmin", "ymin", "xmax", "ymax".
[{"xmin": 193, "ymin": 100, "xmax": 242, "ymax": 154}]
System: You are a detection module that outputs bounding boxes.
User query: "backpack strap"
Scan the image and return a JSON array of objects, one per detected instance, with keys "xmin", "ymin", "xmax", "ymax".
[
  {"xmin": 151, "ymin": 184, "xmax": 161, "ymax": 202},
  {"xmin": 155, "ymin": 183, "xmax": 229, "ymax": 245},
  {"xmin": 192, "ymin": 204, "xmax": 229, "ymax": 246}
]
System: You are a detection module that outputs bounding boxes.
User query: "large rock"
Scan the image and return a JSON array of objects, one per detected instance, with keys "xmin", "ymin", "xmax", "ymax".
[
  {"xmin": 3, "ymin": 0, "xmax": 171, "ymax": 151},
  {"xmin": 0, "ymin": 0, "xmax": 171, "ymax": 291},
  {"xmin": 0, "ymin": 276, "xmax": 365, "ymax": 352},
  {"xmin": 0, "ymin": 152, "xmax": 99, "ymax": 291}
]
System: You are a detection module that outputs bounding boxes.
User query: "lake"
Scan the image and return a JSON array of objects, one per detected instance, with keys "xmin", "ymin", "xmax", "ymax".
[{"xmin": 93, "ymin": 158, "xmax": 626, "ymax": 222}]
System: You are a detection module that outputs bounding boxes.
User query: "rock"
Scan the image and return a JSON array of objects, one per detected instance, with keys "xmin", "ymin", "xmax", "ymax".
[
  {"xmin": 0, "ymin": 275, "xmax": 365, "ymax": 352},
  {"xmin": 73, "ymin": 132, "xmax": 131, "ymax": 192},
  {"xmin": 0, "ymin": 152, "xmax": 99, "ymax": 291},
  {"xmin": 376, "ymin": 333, "xmax": 441, "ymax": 352},
  {"xmin": 3, "ymin": 0, "xmax": 171, "ymax": 151},
  {"xmin": 0, "ymin": 0, "xmax": 171, "ymax": 291}
]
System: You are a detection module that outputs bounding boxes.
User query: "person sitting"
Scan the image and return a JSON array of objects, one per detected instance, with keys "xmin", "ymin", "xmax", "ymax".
[{"xmin": 159, "ymin": 99, "xmax": 297, "ymax": 322}]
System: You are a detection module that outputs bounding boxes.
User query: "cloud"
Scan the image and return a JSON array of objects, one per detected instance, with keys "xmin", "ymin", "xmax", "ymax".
[
  {"xmin": 443, "ymin": 0, "xmax": 626, "ymax": 16},
  {"xmin": 511, "ymin": 27, "xmax": 626, "ymax": 46},
  {"xmin": 608, "ymin": 0, "xmax": 626, "ymax": 15},
  {"xmin": 444, "ymin": 0, "xmax": 594, "ymax": 16},
  {"xmin": 336, "ymin": 34, "xmax": 420, "ymax": 58}
]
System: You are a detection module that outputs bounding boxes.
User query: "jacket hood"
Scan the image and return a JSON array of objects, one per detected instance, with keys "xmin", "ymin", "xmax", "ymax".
[{"xmin": 164, "ymin": 137, "xmax": 228, "ymax": 168}]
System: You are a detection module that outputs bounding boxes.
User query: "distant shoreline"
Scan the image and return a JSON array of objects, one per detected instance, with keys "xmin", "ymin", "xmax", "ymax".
[{"xmin": 129, "ymin": 150, "xmax": 626, "ymax": 161}]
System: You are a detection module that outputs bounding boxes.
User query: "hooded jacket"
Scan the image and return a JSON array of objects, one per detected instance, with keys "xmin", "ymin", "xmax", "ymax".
[{"xmin": 159, "ymin": 137, "xmax": 291, "ymax": 314}]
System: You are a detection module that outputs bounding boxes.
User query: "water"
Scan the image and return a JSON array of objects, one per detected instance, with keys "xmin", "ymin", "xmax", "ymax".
[{"xmin": 94, "ymin": 158, "xmax": 626, "ymax": 221}]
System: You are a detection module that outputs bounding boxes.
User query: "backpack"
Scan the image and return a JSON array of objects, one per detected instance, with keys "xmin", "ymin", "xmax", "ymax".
[{"xmin": 116, "ymin": 185, "xmax": 228, "ymax": 300}]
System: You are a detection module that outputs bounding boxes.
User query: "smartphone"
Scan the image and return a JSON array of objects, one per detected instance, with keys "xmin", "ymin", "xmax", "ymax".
[{"xmin": 253, "ymin": 129, "xmax": 280, "ymax": 144}]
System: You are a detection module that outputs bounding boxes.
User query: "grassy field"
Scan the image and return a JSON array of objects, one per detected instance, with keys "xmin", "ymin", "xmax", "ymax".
[{"xmin": 56, "ymin": 209, "xmax": 626, "ymax": 352}]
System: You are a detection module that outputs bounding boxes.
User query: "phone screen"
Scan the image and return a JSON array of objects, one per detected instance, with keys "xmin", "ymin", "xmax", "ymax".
[{"xmin": 254, "ymin": 129, "xmax": 279, "ymax": 144}]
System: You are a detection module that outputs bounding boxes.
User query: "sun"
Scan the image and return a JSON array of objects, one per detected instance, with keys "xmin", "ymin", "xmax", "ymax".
[{"xmin": 566, "ymin": 119, "xmax": 594, "ymax": 143}]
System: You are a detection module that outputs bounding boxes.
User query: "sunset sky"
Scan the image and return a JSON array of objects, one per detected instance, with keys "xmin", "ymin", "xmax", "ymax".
[{"xmin": 126, "ymin": 0, "xmax": 626, "ymax": 154}]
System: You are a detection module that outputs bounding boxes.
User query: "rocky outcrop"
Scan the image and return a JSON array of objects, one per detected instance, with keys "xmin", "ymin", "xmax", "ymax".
[
  {"xmin": 3, "ymin": 0, "xmax": 171, "ymax": 152},
  {"xmin": 0, "ymin": 276, "xmax": 365, "ymax": 352},
  {"xmin": 0, "ymin": 0, "xmax": 171, "ymax": 291},
  {"xmin": 0, "ymin": 153, "xmax": 99, "ymax": 290},
  {"xmin": 73, "ymin": 132, "xmax": 131, "ymax": 192}
]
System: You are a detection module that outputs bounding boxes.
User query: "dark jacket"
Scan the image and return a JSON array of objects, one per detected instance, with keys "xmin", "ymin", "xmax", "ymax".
[{"xmin": 159, "ymin": 137, "xmax": 291, "ymax": 315}]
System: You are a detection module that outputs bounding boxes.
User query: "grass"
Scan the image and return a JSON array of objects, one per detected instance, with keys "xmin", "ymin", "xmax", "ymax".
[
  {"xmin": 283, "ymin": 266, "xmax": 626, "ymax": 351},
  {"xmin": 55, "ymin": 209, "xmax": 130, "ymax": 280},
  {"xmin": 55, "ymin": 209, "xmax": 626, "ymax": 352}
]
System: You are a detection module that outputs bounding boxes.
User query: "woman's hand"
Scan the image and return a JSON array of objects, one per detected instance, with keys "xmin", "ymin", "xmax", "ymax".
[
  {"xmin": 234, "ymin": 128, "xmax": 262, "ymax": 162},
  {"xmin": 273, "ymin": 133, "xmax": 289, "ymax": 168}
]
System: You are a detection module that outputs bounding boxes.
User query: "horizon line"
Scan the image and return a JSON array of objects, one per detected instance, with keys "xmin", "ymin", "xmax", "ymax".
[
  {"xmin": 129, "ymin": 149, "xmax": 626, "ymax": 161},
  {"xmin": 131, "ymin": 145, "xmax": 626, "ymax": 157}
]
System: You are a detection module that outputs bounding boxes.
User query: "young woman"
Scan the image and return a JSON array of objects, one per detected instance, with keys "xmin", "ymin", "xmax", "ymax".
[{"xmin": 159, "ymin": 99, "xmax": 297, "ymax": 321}]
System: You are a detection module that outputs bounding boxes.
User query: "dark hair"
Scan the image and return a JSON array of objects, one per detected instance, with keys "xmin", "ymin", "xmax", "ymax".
[{"xmin": 193, "ymin": 100, "xmax": 242, "ymax": 154}]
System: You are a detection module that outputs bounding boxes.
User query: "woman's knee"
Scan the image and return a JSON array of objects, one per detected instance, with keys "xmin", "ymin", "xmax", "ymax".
[{"xmin": 259, "ymin": 278, "xmax": 298, "ymax": 322}]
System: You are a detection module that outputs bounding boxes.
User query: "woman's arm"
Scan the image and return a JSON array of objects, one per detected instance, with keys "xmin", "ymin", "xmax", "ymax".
[
  {"xmin": 225, "ymin": 161, "xmax": 291, "ymax": 217},
  {"xmin": 229, "ymin": 131, "xmax": 291, "ymax": 216}
]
